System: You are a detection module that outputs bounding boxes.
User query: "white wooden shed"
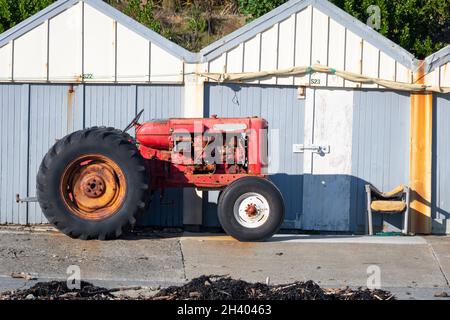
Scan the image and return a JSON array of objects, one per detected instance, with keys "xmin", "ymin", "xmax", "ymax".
[
  {"xmin": 0, "ymin": 0, "xmax": 196, "ymax": 83},
  {"xmin": 200, "ymin": 0, "xmax": 416, "ymax": 87}
]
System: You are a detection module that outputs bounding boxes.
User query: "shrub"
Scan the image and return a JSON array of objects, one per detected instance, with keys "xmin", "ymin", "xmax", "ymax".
[{"xmin": 237, "ymin": 0, "xmax": 287, "ymax": 20}]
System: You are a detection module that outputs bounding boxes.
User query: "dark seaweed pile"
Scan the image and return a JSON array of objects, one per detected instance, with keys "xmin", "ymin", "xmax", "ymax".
[
  {"xmin": 1, "ymin": 281, "xmax": 114, "ymax": 300},
  {"xmin": 1, "ymin": 276, "xmax": 394, "ymax": 300},
  {"xmin": 154, "ymin": 276, "xmax": 395, "ymax": 301}
]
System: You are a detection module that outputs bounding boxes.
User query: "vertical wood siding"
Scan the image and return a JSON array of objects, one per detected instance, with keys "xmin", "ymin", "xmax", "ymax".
[
  {"xmin": 0, "ymin": 2, "xmax": 184, "ymax": 83},
  {"xmin": 207, "ymin": 5, "xmax": 412, "ymax": 88},
  {"xmin": 433, "ymin": 94, "xmax": 450, "ymax": 233}
]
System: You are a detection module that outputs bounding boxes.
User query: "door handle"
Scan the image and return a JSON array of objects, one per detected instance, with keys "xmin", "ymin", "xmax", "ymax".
[{"xmin": 293, "ymin": 144, "xmax": 330, "ymax": 154}]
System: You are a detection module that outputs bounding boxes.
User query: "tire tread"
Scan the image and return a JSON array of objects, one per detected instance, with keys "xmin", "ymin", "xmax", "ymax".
[{"xmin": 37, "ymin": 127, "xmax": 149, "ymax": 240}]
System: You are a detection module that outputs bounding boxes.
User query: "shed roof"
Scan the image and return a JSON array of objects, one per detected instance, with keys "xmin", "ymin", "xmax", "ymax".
[
  {"xmin": 200, "ymin": 0, "xmax": 417, "ymax": 69},
  {"xmin": 0, "ymin": 0, "xmax": 199, "ymax": 63},
  {"xmin": 425, "ymin": 45, "xmax": 450, "ymax": 74}
]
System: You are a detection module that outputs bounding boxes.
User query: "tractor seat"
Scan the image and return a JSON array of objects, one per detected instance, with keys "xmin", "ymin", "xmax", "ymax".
[{"xmin": 371, "ymin": 200, "xmax": 406, "ymax": 212}]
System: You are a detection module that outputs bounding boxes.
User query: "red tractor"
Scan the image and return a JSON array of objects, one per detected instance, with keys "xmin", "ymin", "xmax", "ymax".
[{"xmin": 37, "ymin": 111, "xmax": 285, "ymax": 241}]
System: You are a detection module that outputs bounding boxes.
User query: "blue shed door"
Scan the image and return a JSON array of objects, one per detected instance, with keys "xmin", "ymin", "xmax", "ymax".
[
  {"xmin": 301, "ymin": 89, "xmax": 356, "ymax": 232},
  {"xmin": 203, "ymin": 83, "xmax": 305, "ymax": 229}
]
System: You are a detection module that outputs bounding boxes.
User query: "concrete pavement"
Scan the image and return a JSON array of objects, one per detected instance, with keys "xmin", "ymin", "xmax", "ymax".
[
  {"xmin": 0, "ymin": 229, "xmax": 185, "ymax": 290},
  {"xmin": 0, "ymin": 227, "xmax": 449, "ymax": 300}
]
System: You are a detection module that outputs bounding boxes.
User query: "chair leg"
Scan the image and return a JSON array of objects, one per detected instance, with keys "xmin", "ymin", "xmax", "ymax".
[
  {"xmin": 365, "ymin": 213, "xmax": 368, "ymax": 235},
  {"xmin": 403, "ymin": 208, "xmax": 409, "ymax": 236},
  {"xmin": 365, "ymin": 186, "xmax": 373, "ymax": 235},
  {"xmin": 403, "ymin": 187, "xmax": 411, "ymax": 236}
]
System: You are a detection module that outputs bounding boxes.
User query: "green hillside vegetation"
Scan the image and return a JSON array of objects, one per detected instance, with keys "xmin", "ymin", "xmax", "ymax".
[{"xmin": 0, "ymin": 0, "xmax": 448, "ymax": 58}]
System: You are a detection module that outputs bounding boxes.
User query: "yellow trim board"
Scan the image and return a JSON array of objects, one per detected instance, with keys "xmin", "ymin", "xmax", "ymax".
[{"xmin": 410, "ymin": 63, "xmax": 433, "ymax": 234}]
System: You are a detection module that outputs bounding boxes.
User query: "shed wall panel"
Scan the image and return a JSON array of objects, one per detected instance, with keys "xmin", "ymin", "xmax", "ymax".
[
  {"xmin": 208, "ymin": 54, "xmax": 226, "ymax": 74},
  {"xmin": 260, "ymin": 25, "xmax": 279, "ymax": 85},
  {"xmin": 344, "ymin": 30, "xmax": 362, "ymax": 88},
  {"xmin": 84, "ymin": 85, "xmax": 137, "ymax": 128},
  {"xmin": 379, "ymin": 52, "xmax": 396, "ymax": 82},
  {"xmin": 425, "ymin": 63, "xmax": 450, "ymax": 89},
  {"xmin": 361, "ymin": 41, "xmax": 379, "ymax": 88},
  {"xmin": 0, "ymin": 85, "xmax": 29, "ymax": 224},
  {"xmin": 0, "ymin": 43, "xmax": 13, "ymax": 81},
  {"xmin": 48, "ymin": 2, "xmax": 83, "ymax": 81},
  {"xmin": 294, "ymin": 6, "xmax": 312, "ymax": 85},
  {"xmin": 243, "ymin": 35, "xmax": 261, "ymax": 74},
  {"xmin": 351, "ymin": 90, "xmax": 410, "ymax": 232},
  {"xmin": 327, "ymin": 19, "xmax": 345, "ymax": 87},
  {"xmin": 425, "ymin": 68, "xmax": 440, "ymax": 88},
  {"xmin": 150, "ymin": 44, "xmax": 184, "ymax": 83},
  {"xmin": 226, "ymin": 44, "xmax": 244, "ymax": 74},
  {"xmin": 396, "ymin": 62, "xmax": 411, "ymax": 84},
  {"xmin": 433, "ymin": 94, "xmax": 450, "ymax": 233},
  {"xmin": 138, "ymin": 85, "xmax": 184, "ymax": 121},
  {"xmin": 277, "ymin": 15, "xmax": 296, "ymax": 85},
  {"xmin": 28, "ymin": 84, "xmax": 84, "ymax": 223},
  {"xmin": 310, "ymin": 8, "xmax": 328, "ymax": 86},
  {"xmin": 14, "ymin": 22, "xmax": 48, "ymax": 81},
  {"xmin": 116, "ymin": 24, "xmax": 149, "ymax": 82},
  {"xmin": 83, "ymin": 3, "xmax": 116, "ymax": 82},
  {"xmin": 441, "ymin": 64, "xmax": 450, "ymax": 87}
]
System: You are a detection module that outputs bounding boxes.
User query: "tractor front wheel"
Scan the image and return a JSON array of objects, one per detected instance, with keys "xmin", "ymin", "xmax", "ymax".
[
  {"xmin": 218, "ymin": 177, "xmax": 285, "ymax": 242},
  {"xmin": 37, "ymin": 127, "xmax": 149, "ymax": 240}
]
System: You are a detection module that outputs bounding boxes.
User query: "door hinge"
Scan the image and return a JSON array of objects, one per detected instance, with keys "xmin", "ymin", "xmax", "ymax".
[{"xmin": 16, "ymin": 194, "xmax": 38, "ymax": 203}]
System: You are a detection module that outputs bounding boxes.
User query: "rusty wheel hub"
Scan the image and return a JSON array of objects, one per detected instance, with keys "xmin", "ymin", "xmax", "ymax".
[
  {"xmin": 81, "ymin": 176, "xmax": 106, "ymax": 198},
  {"xmin": 234, "ymin": 193, "xmax": 271, "ymax": 229},
  {"xmin": 245, "ymin": 203, "xmax": 258, "ymax": 217},
  {"xmin": 60, "ymin": 155, "xmax": 126, "ymax": 220}
]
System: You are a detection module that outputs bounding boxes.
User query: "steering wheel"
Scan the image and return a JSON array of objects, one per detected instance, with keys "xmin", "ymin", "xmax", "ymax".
[{"xmin": 124, "ymin": 109, "xmax": 145, "ymax": 133}]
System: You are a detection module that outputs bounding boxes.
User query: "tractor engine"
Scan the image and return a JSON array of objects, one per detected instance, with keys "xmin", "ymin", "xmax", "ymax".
[{"xmin": 135, "ymin": 116, "xmax": 269, "ymax": 189}]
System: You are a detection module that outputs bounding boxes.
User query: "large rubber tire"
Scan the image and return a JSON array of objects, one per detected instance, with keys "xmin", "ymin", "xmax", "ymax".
[
  {"xmin": 218, "ymin": 177, "xmax": 284, "ymax": 242},
  {"xmin": 37, "ymin": 127, "xmax": 149, "ymax": 240}
]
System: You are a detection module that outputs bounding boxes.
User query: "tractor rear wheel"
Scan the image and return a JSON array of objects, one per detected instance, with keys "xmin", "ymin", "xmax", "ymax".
[
  {"xmin": 37, "ymin": 127, "xmax": 149, "ymax": 240},
  {"xmin": 218, "ymin": 177, "xmax": 285, "ymax": 242}
]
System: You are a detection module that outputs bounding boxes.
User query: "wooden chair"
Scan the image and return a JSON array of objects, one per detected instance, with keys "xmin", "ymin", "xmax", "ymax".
[{"xmin": 365, "ymin": 184, "xmax": 411, "ymax": 236}]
